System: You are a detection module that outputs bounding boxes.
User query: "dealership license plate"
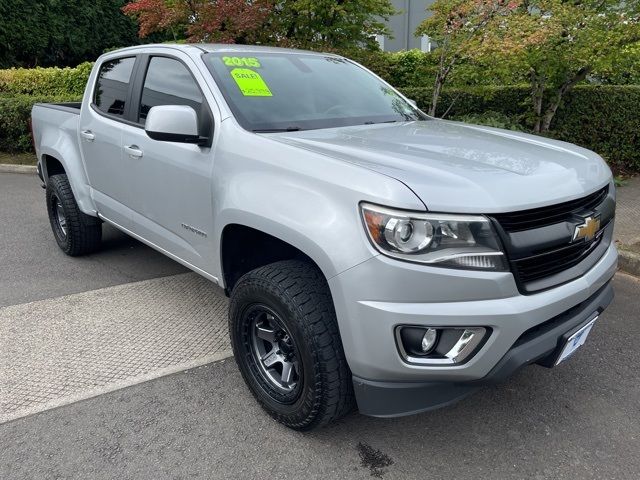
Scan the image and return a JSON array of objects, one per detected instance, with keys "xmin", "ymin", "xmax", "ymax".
[{"xmin": 555, "ymin": 317, "xmax": 598, "ymax": 366}]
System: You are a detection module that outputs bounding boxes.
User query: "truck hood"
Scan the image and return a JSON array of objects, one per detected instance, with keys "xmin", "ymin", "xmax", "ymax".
[{"xmin": 266, "ymin": 120, "xmax": 612, "ymax": 213}]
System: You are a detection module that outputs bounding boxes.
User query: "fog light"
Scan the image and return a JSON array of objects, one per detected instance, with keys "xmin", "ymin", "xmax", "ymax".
[
  {"xmin": 396, "ymin": 326, "xmax": 489, "ymax": 365},
  {"xmin": 421, "ymin": 328, "xmax": 438, "ymax": 353}
]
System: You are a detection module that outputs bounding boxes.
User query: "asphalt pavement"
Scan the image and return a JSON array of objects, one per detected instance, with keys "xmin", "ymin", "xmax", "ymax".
[
  {"xmin": 1, "ymin": 274, "xmax": 639, "ymax": 479},
  {"xmin": 1, "ymin": 171, "xmax": 640, "ymax": 479},
  {"xmin": 1, "ymin": 173, "xmax": 228, "ymax": 424},
  {"xmin": 0, "ymin": 173, "xmax": 186, "ymax": 307}
]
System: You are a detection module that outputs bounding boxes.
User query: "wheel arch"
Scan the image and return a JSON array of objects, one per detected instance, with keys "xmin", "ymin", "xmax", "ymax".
[
  {"xmin": 42, "ymin": 154, "xmax": 66, "ymax": 179},
  {"xmin": 38, "ymin": 144, "xmax": 97, "ymax": 216},
  {"xmin": 220, "ymin": 223, "xmax": 330, "ymax": 294}
]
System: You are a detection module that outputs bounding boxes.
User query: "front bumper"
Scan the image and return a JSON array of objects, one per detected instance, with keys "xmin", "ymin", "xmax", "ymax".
[
  {"xmin": 353, "ymin": 281, "xmax": 613, "ymax": 417},
  {"xmin": 328, "ymin": 243, "xmax": 617, "ymax": 416}
]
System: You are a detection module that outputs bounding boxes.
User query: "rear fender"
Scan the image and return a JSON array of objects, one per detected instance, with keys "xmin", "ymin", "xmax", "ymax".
[{"xmin": 37, "ymin": 119, "xmax": 97, "ymax": 216}]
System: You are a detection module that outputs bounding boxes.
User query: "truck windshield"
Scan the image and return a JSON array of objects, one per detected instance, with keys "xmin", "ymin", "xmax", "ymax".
[{"xmin": 203, "ymin": 52, "xmax": 427, "ymax": 132}]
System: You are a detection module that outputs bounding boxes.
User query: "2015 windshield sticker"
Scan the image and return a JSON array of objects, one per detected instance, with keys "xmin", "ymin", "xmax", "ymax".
[
  {"xmin": 230, "ymin": 68, "xmax": 272, "ymax": 97},
  {"xmin": 223, "ymin": 56, "xmax": 261, "ymax": 68}
]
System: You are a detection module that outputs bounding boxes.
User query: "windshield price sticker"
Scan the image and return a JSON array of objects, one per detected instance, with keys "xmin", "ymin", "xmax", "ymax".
[
  {"xmin": 230, "ymin": 68, "xmax": 272, "ymax": 97},
  {"xmin": 223, "ymin": 56, "xmax": 261, "ymax": 68}
]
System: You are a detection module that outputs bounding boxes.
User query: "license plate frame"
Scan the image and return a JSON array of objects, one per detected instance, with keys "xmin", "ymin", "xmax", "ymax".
[{"xmin": 555, "ymin": 316, "xmax": 598, "ymax": 366}]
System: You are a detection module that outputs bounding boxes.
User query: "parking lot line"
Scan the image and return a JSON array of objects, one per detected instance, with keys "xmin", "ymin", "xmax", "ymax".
[{"xmin": 0, "ymin": 272, "xmax": 232, "ymax": 424}]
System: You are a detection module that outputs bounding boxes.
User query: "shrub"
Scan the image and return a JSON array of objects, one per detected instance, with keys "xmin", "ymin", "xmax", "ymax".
[
  {"xmin": 386, "ymin": 50, "xmax": 439, "ymax": 89},
  {"xmin": 550, "ymin": 86, "xmax": 640, "ymax": 175},
  {"xmin": 0, "ymin": 63, "xmax": 92, "ymax": 97},
  {"xmin": 401, "ymin": 85, "xmax": 531, "ymax": 117},
  {"xmin": 456, "ymin": 111, "xmax": 524, "ymax": 131},
  {"xmin": 0, "ymin": 94, "xmax": 80, "ymax": 152},
  {"xmin": 322, "ymin": 48, "xmax": 396, "ymax": 84},
  {"xmin": 0, "ymin": 63, "xmax": 89, "ymax": 153},
  {"xmin": 336, "ymin": 49, "xmax": 438, "ymax": 88}
]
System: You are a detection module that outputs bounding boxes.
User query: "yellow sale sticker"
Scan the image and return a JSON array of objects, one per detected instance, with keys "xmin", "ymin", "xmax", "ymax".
[{"xmin": 230, "ymin": 68, "xmax": 272, "ymax": 97}]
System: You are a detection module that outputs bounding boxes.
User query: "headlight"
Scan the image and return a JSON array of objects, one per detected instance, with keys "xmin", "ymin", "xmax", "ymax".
[{"xmin": 360, "ymin": 203, "xmax": 507, "ymax": 271}]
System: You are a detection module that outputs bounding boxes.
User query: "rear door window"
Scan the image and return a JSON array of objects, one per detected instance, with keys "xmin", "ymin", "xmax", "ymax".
[{"xmin": 93, "ymin": 57, "xmax": 136, "ymax": 118}]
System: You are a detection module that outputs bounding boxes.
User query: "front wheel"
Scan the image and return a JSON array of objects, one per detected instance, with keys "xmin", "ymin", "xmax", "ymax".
[
  {"xmin": 46, "ymin": 174, "xmax": 102, "ymax": 256},
  {"xmin": 229, "ymin": 260, "xmax": 354, "ymax": 430}
]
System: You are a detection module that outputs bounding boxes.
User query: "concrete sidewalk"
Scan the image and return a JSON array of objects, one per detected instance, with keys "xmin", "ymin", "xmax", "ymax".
[
  {"xmin": 614, "ymin": 176, "xmax": 640, "ymax": 276},
  {"xmin": 0, "ymin": 273, "xmax": 231, "ymax": 423}
]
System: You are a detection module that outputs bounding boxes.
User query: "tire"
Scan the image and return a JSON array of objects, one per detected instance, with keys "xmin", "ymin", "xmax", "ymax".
[
  {"xmin": 46, "ymin": 174, "xmax": 102, "ymax": 256},
  {"xmin": 229, "ymin": 260, "xmax": 354, "ymax": 430}
]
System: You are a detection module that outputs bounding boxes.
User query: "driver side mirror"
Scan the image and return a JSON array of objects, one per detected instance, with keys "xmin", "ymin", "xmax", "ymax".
[
  {"xmin": 407, "ymin": 99, "xmax": 418, "ymax": 108},
  {"xmin": 145, "ymin": 105, "xmax": 206, "ymax": 144}
]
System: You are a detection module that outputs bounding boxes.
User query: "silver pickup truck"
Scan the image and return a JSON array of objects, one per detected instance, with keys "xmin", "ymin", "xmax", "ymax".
[{"xmin": 31, "ymin": 44, "xmax": 617, "ymax": 430}]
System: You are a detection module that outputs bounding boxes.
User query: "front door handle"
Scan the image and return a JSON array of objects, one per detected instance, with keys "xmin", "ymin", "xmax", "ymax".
[
  {"xmin": 80, "ymin": 130, "xmax": 95, "ymax": 142},
  {"xmin": 124, "ymin": 145, "xmax": 143, "ymax": 158}
]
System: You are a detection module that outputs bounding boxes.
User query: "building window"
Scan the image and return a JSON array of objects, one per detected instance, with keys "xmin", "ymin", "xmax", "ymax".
[{"xmin": 420, "ymin": 35, "xmax": 432, "ymax": 53}]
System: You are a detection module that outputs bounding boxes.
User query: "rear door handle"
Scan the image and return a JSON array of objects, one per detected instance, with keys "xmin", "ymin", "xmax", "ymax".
[
  {"xmin": 124, "ymin": 145, "xmax": 143, "ymax": 158},
  {"xmin": 80, "ymin": 130, "xmax": 95, "ymax": 142}
]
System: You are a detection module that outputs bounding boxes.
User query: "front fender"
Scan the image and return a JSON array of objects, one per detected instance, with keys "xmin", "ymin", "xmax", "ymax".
[
  {"xmin": 215, "ymin": 206, "xmax": 355, "ymax": 285},
  {"xmin": 211, "ymin": 121, "xmax": 425, "ymax": 285}
]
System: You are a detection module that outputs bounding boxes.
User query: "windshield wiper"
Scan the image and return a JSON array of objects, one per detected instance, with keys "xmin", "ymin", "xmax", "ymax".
[
  {"xmin": 252, "ymin": 126, "xmax": 302, "ymax": 133},
  {"xmin": 363, "ymin": 120, "xmax": 400, "ymax": 125}
]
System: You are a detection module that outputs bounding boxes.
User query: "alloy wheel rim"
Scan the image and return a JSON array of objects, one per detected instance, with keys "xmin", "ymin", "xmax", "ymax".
[
  {"xmin": 53, "ymin": 196, "xmax": 67, "ymax": 237},
  {"xmin": 248, "ymin": 305, "xmax": 301, "ymax": 395}
]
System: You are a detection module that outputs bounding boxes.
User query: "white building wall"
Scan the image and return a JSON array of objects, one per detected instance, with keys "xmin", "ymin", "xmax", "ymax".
[{"xmin": 380, "ymin": 0, "xmax": 434, "ymax": 52}]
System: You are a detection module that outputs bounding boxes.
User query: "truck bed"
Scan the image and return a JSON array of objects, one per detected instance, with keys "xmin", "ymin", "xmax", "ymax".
[{"xmin": 31, "ymin": 102, "xmax": 83, "ymax": 177}]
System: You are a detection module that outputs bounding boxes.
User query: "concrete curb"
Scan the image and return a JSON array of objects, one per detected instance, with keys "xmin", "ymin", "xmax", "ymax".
[
  {"xmin": 0, "ymin": 164, "xmax": 37, "ymax": 174},
  {"xmin": 618, "ymin": 248, "xmax": 640, "ymax": 278}
]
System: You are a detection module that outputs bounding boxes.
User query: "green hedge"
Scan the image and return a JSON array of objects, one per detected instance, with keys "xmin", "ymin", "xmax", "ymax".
[
  {"xmin": 337, "ymin": 49, "xmax": 438, "ymax": 88},
  {"xmin": 0, "ymin": 58, "xmax": 638, "ymax": 174},
  {"xmin": 0, "ymin": 94, "xmax": 81, "ymax": 152},
  {"xmin": 0, "ymin": 49, "xmax": 430, "ymax": 96},
  {"xmin": 0, "ymin": 62, "xmax": 90, "ymax": 152},
  {"xmin": 551, "ymin": 86, "xmax": 640, "ymax": 175},
  {"xmin": 401, "ymin": 85, "xmax": 640, "ymax": 174},
  {"xmin": 401, "ymin": 85, "xmax": 531, "ymax": 117},
  {"xmin": 0, "ymin": 62, "xmax": 92, "ymax": 97}
]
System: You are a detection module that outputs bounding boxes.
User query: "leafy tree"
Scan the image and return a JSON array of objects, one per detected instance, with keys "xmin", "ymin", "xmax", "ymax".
[
  {"xmin": 266, "ymin": 0, "xmax": 396, "ymax": 49},
  {"xmin": 122, "ymin": 0, "xmax": 273, "ymax": 43},
  {"xmin": 0, "ymin": 0, "xmax": 141, "ymax": 68},
  {"xmin": 590, "ymin": 38, "xmax": 640, "ymax": 85},
  {"xmin": 416, "ymin": 0, "xmax": 519, "ymax": 116},
  {"xmin": 122, "ymin": 0, "xmax": 396, "ymax": 48},
  {"xmin": 469, "ymin": 0, "xmax": 640, "ymax": 132}
]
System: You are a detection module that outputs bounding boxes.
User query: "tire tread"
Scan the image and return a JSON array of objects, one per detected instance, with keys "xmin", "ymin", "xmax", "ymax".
[
  {"xmin": 46, "ymin": 174, "xmax": 101, "ymax": 256},
  {"xmin": 229, "ymin": 260, "xmax": 354, "ymax": 430}
]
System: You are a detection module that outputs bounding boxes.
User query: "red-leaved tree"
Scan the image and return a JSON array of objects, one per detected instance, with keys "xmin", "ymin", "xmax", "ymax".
[{"xmin": 122, "ymin": 0, "xmax": 273, "ymax": 43}]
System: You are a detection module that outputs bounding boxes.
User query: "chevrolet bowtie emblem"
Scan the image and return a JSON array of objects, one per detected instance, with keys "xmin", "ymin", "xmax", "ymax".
[{"xmin": 573, "ymin": 216, "xmax": 601, "ymax": 242}]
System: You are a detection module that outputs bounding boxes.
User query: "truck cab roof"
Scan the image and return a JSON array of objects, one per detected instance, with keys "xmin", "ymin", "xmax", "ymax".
[{"xmin": 102, "ymin": 43, "xmax": 336, "ymax": 58}]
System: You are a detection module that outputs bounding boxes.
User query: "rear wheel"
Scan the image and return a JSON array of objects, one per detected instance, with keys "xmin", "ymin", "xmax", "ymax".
[
  {"xmin": 46, "ymin": 174, "xmax": 102, "ymax": 256},
  {"xmin": 229, "ymin": 260, "xmax": 354, "ymax": 430}
]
